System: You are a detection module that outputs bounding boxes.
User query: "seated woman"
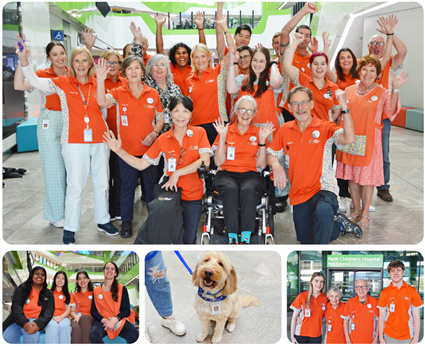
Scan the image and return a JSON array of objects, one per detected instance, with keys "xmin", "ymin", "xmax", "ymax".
[
  {"xmin": 89, "ymin": 262, "xmax": 138, "ymax": 343},
  {"xmin": 212, "ymin": 95, "xmax": 274, "ymax": 244},
  {"xmin": 3, "ymin": 266, "xmax": 54, "ymax": 344},
  {"xmin": 45, "ymin": 271, "xmax": 73, "ymax": 344},
  {"xmin": 70, "ymin": 271, "xmax": 94, "ymax": 344},
  {"xmin": 104, "ymin": 95, "xmax": 212, "ymax": 244}
]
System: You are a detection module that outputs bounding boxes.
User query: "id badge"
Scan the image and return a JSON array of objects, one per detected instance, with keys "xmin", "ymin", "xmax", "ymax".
[
  {"xmin": 77, "ymin": 312, "xmax": 82, "ymax": 316},
  {"xmin": 227, "ymin": 146, "xmax": 235, "ymax": 160},
  {"xmin": 42, "ymin": 119, "xmax": 49, "ymax": 130},
  {"xmin": 285, "ymin": 154, "xmax": 289, "ymax": 168},
  {"xmin": 211, "ymin": 301, "xmax": 222, "ymax": 315},
  {"xmin": 390, "ymin": 303, "xmax": 395, "ymax": 312},
  {"xmin": 168, "ymin": 158, "xmax": 176, "ymax": 172},
  {"xmin": 351, "ymin": 323, "xmax": 355, "ymax": 331},
  {"xmin": 121, "ymin": 115, "xmax": 128, "ymax": 126},
  {"xmin": 305, "ymin": 308, "xmax": 311, "ymax": 317},
  {"xmin": 84, "ymin": 128, "xmax": 93, "ymax": 142},
  {"xmin": 164, "ymin": 114, "xmax": 170, "ymax": 124},
  {"xmin": 327, "ymin": 324, "xmax": 332, "ymax": 332}
]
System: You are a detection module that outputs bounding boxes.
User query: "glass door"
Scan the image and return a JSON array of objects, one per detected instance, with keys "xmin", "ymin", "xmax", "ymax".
[
  {"xmin": 356, "ymin": 271, "xmax": 383, "ymax": 298},
  {"xmin": 329, "ymin": 270, "xmax": 354, "ymax": 301}
]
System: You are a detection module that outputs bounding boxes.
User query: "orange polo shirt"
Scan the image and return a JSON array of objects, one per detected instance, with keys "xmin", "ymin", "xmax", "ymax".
[
  {"xmin": 294, "ymin": 50, "xmax": 311, "ymax": 76},
  {"xmin": 104, "ymin": 74, "xmax": 128, "ymax": 135},
  {"xmin": 107, "ymin": 83, "xmax": 164, "ymax": 156},
  {"xmin": 23, "ymin": 287, "xmax": 42, "ymax": 319},
  {"xmin": 291, "ymin": 291, "xmax": 328, "ymax": 338},
  {"xmin": 335, "ymin": 72, "xmax": 359, "ymax": 91},
  {"xmin": 297, "ymin": 72, "xmax": 339, "ymax": 122},
  {"xmin": 324, "ymin": 302, "xmax": 346, "ymax": 344},
  {"xmin": 377, "ymin": 281, "xmax": 424, "ymax": 340},
  {"xmin": 48, "ymin": 76, "xmax": 106, "ymax": 144},
  {"xmin": 342, "ymin": 295, "xmax": 379, "ymax": 344},
  {"xmin": 35, "ymin": 66, "xmax": 70, "ymax": 111},
  {"xmin": 186, "ymin": 61, "xmax": 228, "ymax": 126},
  {"xmin": 212, "ymin": 122, "xmax": 264, "ymax": 173},
  {"xmin": 72, "ymin": 290, "xmax": 93, "ymax": 316},
  {"xmin": 268, "ymin": 117, "xmax": 342, "ymax": 205},
  {"xmin": 143, "ymin": 125, "xmax": 212, "ymax": 201},
  {"xmin": 52, "ymin": 288, "xmax": 74, "ymax": 316},
  {"xmin": 170, "ymin": 63, "xmax": 192, "ymax": 96}
]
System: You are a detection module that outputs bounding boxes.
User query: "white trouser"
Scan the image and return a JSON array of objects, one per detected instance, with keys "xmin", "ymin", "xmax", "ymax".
[{"xmin": 62, "ymin": 143, "xmax": 110, "ymax": 232}]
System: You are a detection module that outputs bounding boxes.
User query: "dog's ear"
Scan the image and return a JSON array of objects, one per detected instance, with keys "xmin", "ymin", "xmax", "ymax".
[
  {"xmin": 192, "ymin": 261, "xmax": 200, "ymax": 287},
  {"xmin": 223, "ymin": 265, "xmax": 237, "ymax": 296}
]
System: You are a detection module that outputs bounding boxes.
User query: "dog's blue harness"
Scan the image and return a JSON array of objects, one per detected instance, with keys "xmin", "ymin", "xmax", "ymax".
[{"xmin": 197, "ymin": 286, "xmax": 227, "ymax": 302}]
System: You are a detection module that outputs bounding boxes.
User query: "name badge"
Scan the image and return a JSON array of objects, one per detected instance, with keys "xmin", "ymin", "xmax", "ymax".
[
  {"xmin": 84, "ymin": 128, "xmax": 93, "ymax": 142},
  {"xmin": 285, "ymin": 154, "xmax": 289, "ymax": 169},
  {"xmin": 390, "ymin": 303, "xmax": 395, "ymax": 312},
  {"xmin": 168, "ymin": 158, "xmax": 176, "ymax": 172},
  {"xmin": 77, "ymin": 312, "xmax": 82, "ymax": 316},
  {"xmin": 227, "ymin": 146, "xmax": 235, "ymax": 160},
  {"xmin": 305, "ymin": 308, "xmax": 311, "ymax": 317},
  {"xmin": 351, "ymin": 323, "xmax": 355, "ymax": 331},
  {"xmin": 323, "ymin": 93, "xmax": 330, "ymax": 99},
  {"xmin": 59, "ymin": 295, "xmax": 64, "ymax": 300},
  {"xmin": 164, "ymin": 114, "xmax": 169, "ymax": 124},
  {"xmin": 26, "ymin": 299, "xmax": 30, "ymax": 304},
  {"xmin": 327, "ymin": 324, "xmax": 332, "ymax": 332},
  {"xmin": 211, "ymin": 301, "xmax": 222, "ymax": 315},
  {"xmin": 121, "ymin": 115, "xmax": 128, "ymax": 126},
  {"xmin": 42, "ymin": 119, "xmax": 49, "ymax": 130}
]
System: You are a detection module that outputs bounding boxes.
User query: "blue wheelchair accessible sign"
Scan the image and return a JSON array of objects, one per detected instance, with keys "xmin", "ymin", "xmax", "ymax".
[{"xmin": 53, "ymin": 31, "xmax": 64, "ymax": 41}]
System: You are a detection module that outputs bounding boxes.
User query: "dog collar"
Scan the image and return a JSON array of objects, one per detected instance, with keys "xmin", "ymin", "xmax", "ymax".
[{"xmin": 198, "ymin": 287, "xmax": 227, "ymax": 302}]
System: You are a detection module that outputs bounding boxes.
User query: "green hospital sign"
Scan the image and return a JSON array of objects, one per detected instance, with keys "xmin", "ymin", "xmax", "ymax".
[{"xmin": 327, "ymin": 254, "xmax": 384, "ymax": 268}]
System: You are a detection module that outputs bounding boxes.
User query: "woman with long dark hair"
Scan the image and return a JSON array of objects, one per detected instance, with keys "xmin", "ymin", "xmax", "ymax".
[
  {"xmin": 290, "ymin": 272, "xmax": 327, "ymax": 344},
  {"xmin": 45, "ymin": 271, "xmax": 73, "ymax": 343},
  {"xmin": 89, "ymin": 262, "xmax": 138, "ymax": 343},
  {"xmin": 3, "ymin": 266, "xmax": 54, "ymax": 343},
  {"xmin": 70, "ymin": 271, "xmax": 94, "ymax": 343}
]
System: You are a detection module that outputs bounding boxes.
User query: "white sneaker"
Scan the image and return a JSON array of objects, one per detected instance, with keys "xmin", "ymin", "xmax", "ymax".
[
  {"xmin": 161, "ymin": 315, "xmax": 186, "ymax": 336},
  {"xmin": 50, "ymin": 219, "xmax": 65, "ymax": 228},
  {"xmin": 338, "ymin": 197, "xmax": 347, "ymax": 212},
  {"xmin": 350, "ymin": 201, "xmax": 375, "ymax": 212}
]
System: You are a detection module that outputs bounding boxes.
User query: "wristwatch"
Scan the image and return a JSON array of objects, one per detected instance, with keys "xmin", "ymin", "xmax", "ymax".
[{"xmin": 341, "ymin": 108, "xmax": 350, "ymax": 114}]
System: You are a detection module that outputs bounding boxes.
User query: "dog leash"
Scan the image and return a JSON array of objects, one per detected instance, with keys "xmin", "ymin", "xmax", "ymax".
[{"xmin": 144, "ymin": 251, "xmax": 193, "ymax": 275}]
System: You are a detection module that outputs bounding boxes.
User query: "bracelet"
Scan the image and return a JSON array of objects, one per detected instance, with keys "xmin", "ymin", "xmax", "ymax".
[
  {"xmin": 233, "ymin": 62, "xmax": 239, "ymax": 65},
  {"xmin": 393, "ymin": 89, "xmax": 400, "ymax": 92},
  {"xmin": 386, "ymin": 33, "xmax": 394, "ymax": 36},
  {"xmin": 270, "ymin": 61, "xmax": 278, "ymax": 67},
  {"xmin": 152, "ymin": 130, "xmax": 158, "ymax": 137},
  {"xmin": 198, "ymin": 28, "xmax": 204, "ymax": 31},
  {"xmin": 224, "ymin": 31, "xmax": 230, "ymax": 35},
  {"xmin": 258, "ymin": 143, "xmax": 266, "ymax": 147}
]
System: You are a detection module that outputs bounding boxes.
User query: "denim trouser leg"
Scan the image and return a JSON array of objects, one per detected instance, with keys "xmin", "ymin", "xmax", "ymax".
[
  {"xmin": 181, "ymin": 199, "xmax": 202, "ymax": 244},
  {"xmin": 377, "ymin": 118, "xmax": 391, "ymax": 190},
  {"xmin": 293, "ymin": 191, "xmax": 339, "ymax": 244},
  {"xmin": 89, "ymin": 321, "xmax": 106, "ymax": 343},
  {"xmin": 117, "ymin": 320, "xmax": 139, "ymax": 343},
  {"xmin": 45, "ymin": 317, "xmax": 71, "ymax": 344},
  {"xmin": 3, "ymin": 319, "xmax": 41, "ymax": 344},
  {"xmin": 145, "ymin": 251, "xmax": 173, "ymax": 318}
]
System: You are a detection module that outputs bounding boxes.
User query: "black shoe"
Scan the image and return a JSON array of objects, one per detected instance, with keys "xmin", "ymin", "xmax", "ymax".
[
  {"xmin": 275, "ymin": 197, "xmax": 287, "ymax": 213},
  {"xmin": 63, "ymin": 230, "xmax": 76, "ymax": 245},
  {"xmin": 377, "ymin": 189, "xmax": 393, "ymax": 202},
  {"xmin": 120, "ymin": 221, "xmax": 133, "ymax": 238}
]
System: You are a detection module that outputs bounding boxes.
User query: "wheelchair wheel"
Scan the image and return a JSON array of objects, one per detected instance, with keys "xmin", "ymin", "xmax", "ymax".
[
  {"xmin": 265, "ymin": 236, "xmax": 275, "ymax": 245},
  {"xmin": 201, "ymin": 235, "xmax": 210, "ymax": 245}
]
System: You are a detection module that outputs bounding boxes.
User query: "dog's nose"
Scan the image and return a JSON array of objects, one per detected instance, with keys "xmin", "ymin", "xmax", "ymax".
[{"xmin": 204, "ymin": 269, "xmax": 213, "ymax": 277}]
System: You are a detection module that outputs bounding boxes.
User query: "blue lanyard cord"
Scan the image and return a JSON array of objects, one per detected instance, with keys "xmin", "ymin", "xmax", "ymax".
[
  {"xmin": 144, "ymin": 251, "xmax": 158, "ymax": 261},
  {"xmin": 174, "ymin": 251, "xmax": 193, "ymax": 275}
]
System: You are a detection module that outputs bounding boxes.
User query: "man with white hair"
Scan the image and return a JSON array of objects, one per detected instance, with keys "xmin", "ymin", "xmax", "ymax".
[{"xmin": 341, "ymin": 279, "xmax": 379, "ymax": 343}]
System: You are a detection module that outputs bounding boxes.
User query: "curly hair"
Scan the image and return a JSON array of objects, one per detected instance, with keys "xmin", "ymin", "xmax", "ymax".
[
  {"xmin": 242, "ymin": 47, "xmax": 270, "ymax": 98},
  {"xmin": 357, "ymin": 54, "xmax": 381, "ymax": 80},
  {"xmin": 169, "ymin": 43, "xmax": 191, "ymax": 67},
  {"xmin": 75, "ymin": 271, "xmax": 94, "ymax": 292}
]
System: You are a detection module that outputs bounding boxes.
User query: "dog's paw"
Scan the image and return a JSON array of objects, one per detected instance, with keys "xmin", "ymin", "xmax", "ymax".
[
  {"xmin": 212, "ymin": 336, "xmax": 222, "ymax": 344},
  {"xmin": 196, "ymin": 334, "xmax": 207, "ymax": 343},
  {"xmin": 226, "ymin": 321, "xmax": 236, "ymax": 333}
]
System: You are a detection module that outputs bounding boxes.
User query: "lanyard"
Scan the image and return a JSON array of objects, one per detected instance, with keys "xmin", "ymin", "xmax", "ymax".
[{"xmin": 77, "ymin": 83, "xmax": 92, "ymax": 128}]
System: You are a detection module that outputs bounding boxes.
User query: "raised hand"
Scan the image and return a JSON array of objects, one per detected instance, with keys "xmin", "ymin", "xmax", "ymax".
[
  {"xmin": 216, "ymin": 14, "xmax": 228, "ymax": 31},
  {"xmin": 194, "ymin": 11, "xmax": 204, "ymax": 29},
  {"xmin": 213, "ymin": 118, "xmax": 229, "ymax": 137},
  {"xmin": 103, "ymin": 130, "xmax": 122, "ymax": 152},
  {"xmin": 377, "ymin": 14, "xmax": 398, "ymax": 35},
  {"xmin": 392, "ymin": 70, "xmax": 409, "ymax": 90},
  {"xmin": 259, "ymin": 122, "xmax": 275, "ymax": 143},
  {"xmin": 322, "ymin": 31, "xmax": 332, "ymax": 48},
  {"xmin": 293, "ymin": 32, "xmax": 304, "ymax": 46},
  {"xmin": 96, "ymin": 58, "xmax": 111, "ymax": 82},
  {"xmin": 303, "ymin": 2, "xmax": 318, "ymax": 14},
  {"xmin": 255, "ymin": 43, "xmax": 264, "ymax": 49},
  {"xmin": 83, "ymin": 28, "xmax": 97, "ymax": 50},
  {"xmin": 155, "ymin": 12, "xmax": 167, "ymax": 27},
  {"xmin": 335, "ymin": 89, "xmax": 348, "ymax": 106},
  {"xmin": 129, "ymin": 21, "xmax": 143, "ymax": 45},
  {"xmin": 15, "ymin": 33, "xmax": 29, "ymax": 66},
  {"xmin": 308, "ymin": 36, "xmax": 318, "ymax": 53}
]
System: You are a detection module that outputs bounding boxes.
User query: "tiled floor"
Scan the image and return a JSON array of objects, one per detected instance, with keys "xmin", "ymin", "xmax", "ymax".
[{"xmin": 2, "ymin": 126, "xmax": 423, "ymax": 245}]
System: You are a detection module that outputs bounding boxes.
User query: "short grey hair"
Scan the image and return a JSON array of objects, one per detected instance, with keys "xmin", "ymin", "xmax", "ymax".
[
  {"xmin": 234, "ymin": 95, "xmax": 257, "ymax": 113},
  {"xmin": 121, "ymin": 55, "xmax": 146, "ymax": 79},
  {"xmin": 327, "ymin": 285, "xmax": 342, "ymax": 299},
  {"xmin": 146, "ymin": 54, "xmax": 173, "ymax": 85}
]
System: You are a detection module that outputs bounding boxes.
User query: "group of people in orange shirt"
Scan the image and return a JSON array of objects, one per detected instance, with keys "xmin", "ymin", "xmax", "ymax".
[
  {"xmin": 3, "ymin": 262, "xmax": 138, "ymax": 344},
  {"xmin": 290, "ymin": 260, "xmax": 423, "ymax": 344},
  {"xmin": 14, "ymin": 1, "xmax": 409, "ymax": 244}
]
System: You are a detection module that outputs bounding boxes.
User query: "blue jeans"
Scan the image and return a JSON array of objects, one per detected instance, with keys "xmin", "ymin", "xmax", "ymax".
[
  {"xmin": 89, "ymin": 320, "xmax": 138, "ymax": 344},
  {"xmin": 377, "ymin": 118, "xmax": 391, "ymax": 190},
  {"xmin": 293, "ymin": 190, "xmax": 341, "ymax": 244},
  {"xmin": 181, "ymin": 199, "xmax": 202, "ymax": 244},
  {"xmin": 3, "ymin": 319, "xmax": 41, "ymax": 344},
  {"xmin": 145, "ymin": 251, "xmax": 173, "ymax": 318},
  {"xmin": 44, "ymin": 317, "xmax": 71, "ymax": 344}
]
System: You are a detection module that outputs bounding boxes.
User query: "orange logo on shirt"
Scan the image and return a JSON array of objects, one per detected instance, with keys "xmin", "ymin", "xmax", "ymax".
[
  {"xmin": 189, "ymin": 145, "xmax": 198, "ymax": 150},
  {"xmin": 144, "ymin": 104, "xmax": 154, "ymax": 108},
  {"xmin": 205, "ymin": 79, "xmax": 215, "ymax": 83},
  {"xmin": 309, "ymin": 139, "xmax": 321, "ymax": 144}
]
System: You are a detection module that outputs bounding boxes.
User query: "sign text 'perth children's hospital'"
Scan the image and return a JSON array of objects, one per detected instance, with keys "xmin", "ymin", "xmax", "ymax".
[{"xmin": 327, "ymin": 254, "xmax": 384, "ymax": 268}]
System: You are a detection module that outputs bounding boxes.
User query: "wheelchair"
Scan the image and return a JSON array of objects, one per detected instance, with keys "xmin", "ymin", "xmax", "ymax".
[{"xmin": 197, "ymin": 162, "xmax": 276, "ymax": 245}]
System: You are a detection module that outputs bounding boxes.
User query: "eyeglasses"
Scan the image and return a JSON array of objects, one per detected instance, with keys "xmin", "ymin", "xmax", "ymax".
[
  {"xmin": 153, "ymin": 63, "xmax": 166, "ymax": 69},
  {"xmin": 237, "ymin": 108, "xmax": 255, "ymax": 115},
  {"xmin": 125, "ymin": 52, "xmax": 132, "ymax": 56},
  {"xmin": 368, "ymin": 41, "xmax": 385, "ymax": 47},
  {"xmin": 239, "ymin": 55, "xmax": 251, "ymax": 61},
  {"xmin": 178, "ymin": 148, "xmax": 186, "ymax": 166},
  {"xmin": 290, "ymin": 100, "xmax": 311, "ymax": 108},
  {"xmin": 355, "ymin": 285, "xmax": 368, "ymax": 290},
  {"xmin": 107, "ymin": 61, "xmax": 120, "ymax": 66}
]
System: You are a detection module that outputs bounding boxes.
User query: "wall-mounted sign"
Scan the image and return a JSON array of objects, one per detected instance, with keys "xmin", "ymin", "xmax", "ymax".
[
  {"xmin": 52, "ymin": 30, "xmax": 64, "ymax": 41},
  {"xmin": 327, "ymin": 254, "xmax": 384, "ymax": 268}
]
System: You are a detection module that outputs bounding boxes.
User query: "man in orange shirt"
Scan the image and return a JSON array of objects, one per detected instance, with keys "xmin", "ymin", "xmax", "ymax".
[
  {"xmin": 378, "ymin": 260, "xmax": 423, "ymax": 344},
  {"xmin": 367, "ymin": 15, "xmax": 407, "ymax": 203},
  {"xmin": 342, "ymin": 279, "xmax": 379, "ymax": 344},
  {"xmin": 267, "ymin": 86, "xmax": 360, "ymax": 244}
]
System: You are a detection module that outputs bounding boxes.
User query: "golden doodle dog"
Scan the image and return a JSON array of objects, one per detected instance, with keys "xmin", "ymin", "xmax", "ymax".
[{"xmin": 192, "ymin": 252, "xmax": 259, "ymax": 344}]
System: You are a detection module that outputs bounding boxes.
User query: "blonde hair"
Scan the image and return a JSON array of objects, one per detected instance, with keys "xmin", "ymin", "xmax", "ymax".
[
  {"xmin": 69, "ymin": 47, "xmax": 95, "ymax": 78},
  {"xmin": 305, "ymin": 272, "xmax": 325, "ymax": 308},
  {"xmin": 100, "ymin": 49, "xmax": 123, "ymax": 64},
  {"xmin": 190, "ymin": 43, "xmax": 213, "ymax": 71}
]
